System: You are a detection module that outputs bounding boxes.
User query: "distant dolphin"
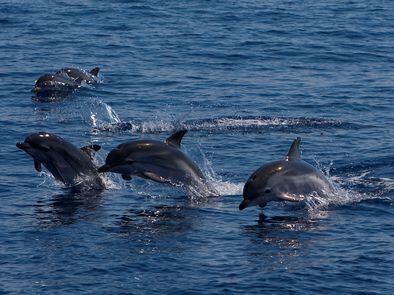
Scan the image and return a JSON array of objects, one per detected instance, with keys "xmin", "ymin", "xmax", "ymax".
[
  {"xmin": 32, "ymin": 73, "xmax": 81, "ymax": 95},
  {"xmin": 98, "ymin": 130, "xmax": 211, "ymax": 192},
  {"xmin": 16, "ymin": 132, "xmax": 105, "ymax": 191},
  {"xmin": 56, "ymin": 67, "xmax": 100, "ymax": 84},
  {"xmin": 239, "ymin": 137, "xmax": 333, "ymax": 210}
]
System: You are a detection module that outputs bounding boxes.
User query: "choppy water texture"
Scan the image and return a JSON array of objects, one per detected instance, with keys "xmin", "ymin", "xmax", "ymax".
[{"xmin": 1, "ymin": 1, "xmax": 393, "ymax": 294}]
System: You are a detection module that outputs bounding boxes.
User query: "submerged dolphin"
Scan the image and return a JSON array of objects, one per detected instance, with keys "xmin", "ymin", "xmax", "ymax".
[
  {"xmin": 16, "ymin": 132, "xmax": 105, "ymax": 191},
  {"xmin": 98, "ymin": 130, "xmax": 209, "ymax": 190},
  {"xmin": 240, "ymin": 137, "xmax": 333, "ymax": 210},
  {"xmin": 56, "ymin": 67, "xmax": 100, "ymax": 84}
]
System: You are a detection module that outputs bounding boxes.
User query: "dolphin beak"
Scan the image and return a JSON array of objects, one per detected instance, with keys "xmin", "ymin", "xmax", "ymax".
[
  {"xmin": 98, "ymin": 164, "xmax": 111, "ymax": 173},
  {"xmin": 16, "ymin": 142, "xmax": 30, "ymax": 150},
  {"xmin": 239, "ymin": 199, "xmax": 250, "ymax": 211}
]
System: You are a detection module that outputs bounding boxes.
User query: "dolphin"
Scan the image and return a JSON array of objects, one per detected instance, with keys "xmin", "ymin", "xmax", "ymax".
[
  {"xmin": 239, "ymin": 137, "xmax": 333, "ymax": 210},
  {"xmin": 56, "ymin": 67, "xmax": 100, "ymax": 84},
  {"xmin": 32, "ymin": 73, "xmax": 81, "ymax": 95},
  {"xmin": 16, "ymin": 132, "xmax": 105, "ymax": 191},
  {"xmin": 98, "ymin": 130, "xmax": 209, "ymax": 190}
]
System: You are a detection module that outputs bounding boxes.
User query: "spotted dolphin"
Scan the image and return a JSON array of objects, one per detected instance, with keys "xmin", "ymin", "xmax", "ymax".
[
  {"xmin": 98, "ymin": 130, "xmax": 211, "ymax": 192},
  {"xmin": 56, "ymin": 67, "xmax": 100, "ymax": 84},
  {"xmin": 240, "ymin": 137, "xmax": 334, "ymax": 210},
  {"xmin": 16, "ymin": 132, "xmax": 105, "ymax": 191}
]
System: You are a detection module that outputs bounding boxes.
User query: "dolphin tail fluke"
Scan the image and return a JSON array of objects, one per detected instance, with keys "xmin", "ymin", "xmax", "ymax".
[
  {"xmin": 286, "ymin": 137, "xmax": 301, "ymax": 160},
  {"xmin": 90, "ymin": 67, "xmax": 100, "ymax": 76},
  {"xmin": 165, "ymin": 129, "xmax": 188, "ymax": 148},
  {"xmin": 81, "ymin": 144, "xmax": 101, "ymax": 160}
]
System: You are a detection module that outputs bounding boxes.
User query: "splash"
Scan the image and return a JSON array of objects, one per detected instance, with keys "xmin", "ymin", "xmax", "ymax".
[
  {"xmin": 191, "ymin": 150, "xmax": 244, "ymax": 198},
  {"xmin": 90, "ymin": 100, "xmax": 121, "ymax": 128},
  {"xmin": 92, "ymin": 115, "xmax": 349, "ymax": 134},
  {"xmin": 303, "ymin": 168, "xmax": 390, "ymax": 217}
]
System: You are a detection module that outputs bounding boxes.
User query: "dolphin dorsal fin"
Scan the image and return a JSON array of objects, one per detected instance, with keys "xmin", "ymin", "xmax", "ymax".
[
  {"xmin": 165, "ymin": 130, "xmax": 188, "ymax": 148},
  {"xmin": 81, "ymin": 144, "xmax": 101, "ymax": 160},
  {"xmin": 286, "ymin": 137, "xmax": 301, "ymax": 161},
  {"xmin": 90, "ymin": 67, "xmax": 100, "ymax": 76}
]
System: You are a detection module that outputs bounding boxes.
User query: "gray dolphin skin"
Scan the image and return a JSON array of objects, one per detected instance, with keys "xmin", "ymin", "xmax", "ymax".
[
  {"xmin": 16, "ymin": 132, "xmax": 105, "ymax": 191},
  {"xmin": 240, "ymin": 137, "xmax": 333, "ymax": 210},
  {"xmin": 32, "ymin": 73, "xmax": 80, "ymax": 94},
  {"xmin": 56, "ymin": 67, "xmax": 100, "ymax": 84},
  {"xmin": 98, "ymin": 130, "xmax": 207, "ymax": 189}
]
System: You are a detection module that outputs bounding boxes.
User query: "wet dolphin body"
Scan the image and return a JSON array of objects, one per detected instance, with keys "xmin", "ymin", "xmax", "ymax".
[
  {"xmin": 16, "ymin": 132, "xmax": 105, "ymax": 191},
  {"xmin": 240, "ymin": 138, "xmax": 334, "ymax": 210},
  {"xmin": 56, "ymin": 67, "xmax": 100, "ymax": 84},
  {"xmin": 98, "ymin": 130, "xmax": 208, "ymax": 190},
  {"xmin": 32, "ymin": 73, "xmax": 81, "ymax": 96}
]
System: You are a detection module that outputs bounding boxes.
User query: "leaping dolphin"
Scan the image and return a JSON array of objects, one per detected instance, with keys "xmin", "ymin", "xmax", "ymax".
[
  {"xmin": 16, "ymin": 132, "xmax": 105, "ymax": 191},
  {"xmin": 239, "ymin": 137, "xmax": 334, "ymax": 210},
  {"xmin": 98, "ymin": 130, "xmax": 211, "ymax": 193}
]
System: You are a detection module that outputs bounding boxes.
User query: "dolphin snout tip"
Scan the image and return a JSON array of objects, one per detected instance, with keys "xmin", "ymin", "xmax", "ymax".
[
  {"xmin": 239, "ymin": 199, "xmax": 249, "ymax": 211},
  {"xmin": 97, "ymin": 164, "xmax": 110, "ymax": 173},
  {"xmin": 16, "ymin": 142, "xmax": 29, "ymax": 149}
]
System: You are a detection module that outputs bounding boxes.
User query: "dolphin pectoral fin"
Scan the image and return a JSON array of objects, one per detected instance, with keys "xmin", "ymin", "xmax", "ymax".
[
  {"xmin": 277, "ymin": 192, "xmax": 304, "ymax": 202},
  {"xmin": 165, "ymin": 130, "xmax": 188, "ymax": 148},
  {"xmin": 286, "ymin": 137, "xmax": 301, "ymax": 161},
  {"xmin": 98, "ymin": 164, "xmax": 111, "ymax": 173},
  {"xmin": 90, "ymin": 67, "xmax": 100, "ymax": 76},
  {"xmin": 34, "ymin": 160, "xmax": 42, "ymax": 172},
  {"xmin": 141, "ymin": 171, "xmax": 167, "ymax": 183},
  {"xmin": 75, "ymin": 77, "xmax": 84, "ymax": 84},
  {"xmin": 81, "ymin": 144, "xmax": 101, "ymax": 160},
  {"xmin": 122, "ymin": 174, "xmax": 132, "ymax": 181}
]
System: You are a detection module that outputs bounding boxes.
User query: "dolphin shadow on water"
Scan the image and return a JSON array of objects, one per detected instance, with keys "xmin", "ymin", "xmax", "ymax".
[
  {"xmin": 16, "ymin": 132, "xmax": 106, "ymax": 192},
  {"xmin": 31, "ymin": 67, "xmax": 100, "ymax": 102},
  {"xmin": 114, "ymin": 199, "xmax": 202, "ymax": 240},
  {"xmin": 241, "ymin": 211, "xmax": 326, "ymax": 257},
  {"xmin": 35, "ymin": 190, "xmax": 104, "ymax": 227}
]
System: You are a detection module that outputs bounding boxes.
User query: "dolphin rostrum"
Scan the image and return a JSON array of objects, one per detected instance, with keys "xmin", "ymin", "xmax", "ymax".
[
  {"xmin": 240, "ymin": 137, "xmax": 334, "ymax": 210},
  {"xmin": 16, "ymin": 132, "xmax": 105, "ymax": 191},
  {"xmin": 98, "ymin": 130, "xmax": 210, "ymax": 191}
]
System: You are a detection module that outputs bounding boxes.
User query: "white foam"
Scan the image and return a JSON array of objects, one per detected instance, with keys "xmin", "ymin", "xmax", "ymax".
[
  {"xmin": 92, "ymin": 115, "xmax": 342, "ymax": 134},
  {"xmin": 303, "ymin": 169, "xmax": 390, "ymax": 218},
  {"xmin": 90, "ymin": 100, "xmax": 121, "ymax": 129}
]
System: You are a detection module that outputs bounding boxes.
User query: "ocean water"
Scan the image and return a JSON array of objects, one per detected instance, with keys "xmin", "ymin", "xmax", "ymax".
[{"xmin": 0, "ymin": 1, "xmax": 393, "ymax": 294}]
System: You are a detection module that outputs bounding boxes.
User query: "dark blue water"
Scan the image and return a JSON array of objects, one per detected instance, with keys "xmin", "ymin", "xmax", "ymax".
[{"xmin": 1, "ymin": 1, "xmax": 393, "ymax": 294}]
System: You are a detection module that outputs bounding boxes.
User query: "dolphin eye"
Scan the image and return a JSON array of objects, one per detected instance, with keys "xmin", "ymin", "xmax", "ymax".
[
  {"xmin": 251, "ymin": 175, "xmax": 257, "ymax": 181},
  {"xmin": 264, "ymin": 188, "xmax": 271, "ymax": 194}
]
